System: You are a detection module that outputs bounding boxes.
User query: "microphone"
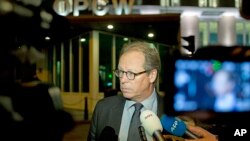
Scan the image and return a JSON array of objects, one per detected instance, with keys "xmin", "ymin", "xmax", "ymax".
[
  {"xmin": 140, "ymin": 110, "xmax": 165, "ymax": 141},
  {"xmin": 138, "ymin": 126, "xmax": 148, "ymax": 141},
  {"xmin": 160, "ymin": 114, "xmax": 200, "ymax": 139},
  {"xmin": 98, "ymin": 126, "xmax": 118, "ymax": 141}
]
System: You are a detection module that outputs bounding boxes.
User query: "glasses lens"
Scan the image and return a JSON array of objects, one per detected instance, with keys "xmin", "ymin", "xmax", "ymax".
[
  {"xmin": 126, "ymin": 72, "xmax": 134, "ymax": 80},
  {"xmin": 114, "ymin": 70, "xmax": 136, "ymax": 80},
  {"xmin": 114, "ymin": 70, "xmax": 122, "ymax": 77}
]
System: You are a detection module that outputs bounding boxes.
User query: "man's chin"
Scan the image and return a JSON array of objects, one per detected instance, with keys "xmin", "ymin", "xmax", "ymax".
[{"xmin": 122, "ymin": 93, "xmax": 133, "ymax": 99}]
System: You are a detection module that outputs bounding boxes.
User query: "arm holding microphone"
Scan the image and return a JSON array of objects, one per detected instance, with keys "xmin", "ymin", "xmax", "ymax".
[
  {"xmin": 139, "ymin": 110, "xmax": 217, "ymax": 141},
  {"xmin": 160, "ymin": 114, "xmax": 218, "ymax": 141},
  {"xmin": 184, "ymin": 125, "xmax": 218, "ymax": 141}
]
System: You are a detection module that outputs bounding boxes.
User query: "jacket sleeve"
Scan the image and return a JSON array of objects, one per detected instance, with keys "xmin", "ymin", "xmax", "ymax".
[{"xmin": 87, "ymin": 101, "xmax": 100, "ymax": 141}]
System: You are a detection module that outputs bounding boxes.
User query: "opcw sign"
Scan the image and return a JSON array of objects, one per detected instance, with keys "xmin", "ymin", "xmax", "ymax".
[{"xmin": 53, "ymin": 0, "xmax": 135, "ymax": 16}]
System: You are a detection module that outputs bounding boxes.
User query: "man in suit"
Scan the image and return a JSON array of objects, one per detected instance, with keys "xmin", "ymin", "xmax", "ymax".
[{"xmin": 87, "ymin": 41, "xmax": 217, "ymax": 141}]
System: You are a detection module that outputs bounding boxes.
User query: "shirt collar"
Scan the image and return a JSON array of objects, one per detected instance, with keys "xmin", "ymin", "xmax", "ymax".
[
  {"xmin": 141, "ymin": 88, "xmax": 157, "ymax": 111},
  {"xmin": 125, "ymin": 88, "xmax": 157, "ymax": 110}
]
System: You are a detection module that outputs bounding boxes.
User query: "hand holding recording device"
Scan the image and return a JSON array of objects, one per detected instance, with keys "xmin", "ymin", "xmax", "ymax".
[{"xmin": 160, "ymin": 114, "xmax": 200, "ymax": 139}]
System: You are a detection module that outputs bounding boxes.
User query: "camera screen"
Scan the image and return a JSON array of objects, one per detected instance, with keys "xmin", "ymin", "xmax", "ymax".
[{"xmin": 173, "ymin": 58, "xmax": 250, "ymax": 113}]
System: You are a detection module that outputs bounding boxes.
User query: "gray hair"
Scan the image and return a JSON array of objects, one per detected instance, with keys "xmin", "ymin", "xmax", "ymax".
[{"xmin": 119, "ymin": 41, "xmax": 161, "ymax": 81}]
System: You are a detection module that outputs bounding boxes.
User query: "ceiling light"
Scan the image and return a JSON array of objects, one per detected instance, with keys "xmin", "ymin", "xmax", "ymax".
[
  {"xmin": 107, "ymin": 24, "xmax": 114, "ymax": 29},
  {"xmin": 80, "ymin": 38, "xmax": 86, "ymax": 42},
  {"xmin": 45, "ymin": 36, "xmax": 50, "ymax": 40},
  {"xmin": 123, "ymin": 37, "xmax": 128, "ymax": 41},
  {"xmin": 148, "ymin": 32, "xmax": 154, "ymax": 38}
]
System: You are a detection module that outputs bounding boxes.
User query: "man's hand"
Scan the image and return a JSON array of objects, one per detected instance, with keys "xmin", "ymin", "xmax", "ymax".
[
  {"xmin": 185, "ymin": 125, "xmax": 218, "ymax": 141},
  {"xmin": 162, "ymin": 134, "xmax": 184, "ymax": 141}
]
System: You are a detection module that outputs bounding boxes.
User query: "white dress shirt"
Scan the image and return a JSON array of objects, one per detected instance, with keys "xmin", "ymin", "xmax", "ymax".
[{"xmin": 118, "ymin": 88, "xmax": 158, "ymax": 141}]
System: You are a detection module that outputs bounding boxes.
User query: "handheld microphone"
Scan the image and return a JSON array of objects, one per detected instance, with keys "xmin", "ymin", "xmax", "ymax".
[
  {"xmin": 160, "ymin": 114, "xmax": 200, "ymax": 139},
  {"xmin": 138, "ymin": 126, "xmax": 148, "ymax": 141},
  {"xmin": 140, "ymin": 110, "xmax": 165, "ymax": 141}
]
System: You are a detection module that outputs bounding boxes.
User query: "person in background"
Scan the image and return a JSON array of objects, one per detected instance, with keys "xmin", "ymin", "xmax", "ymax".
[
  {"xmin": 0, "ymin": 52, "xmax": 23, "ymax": 141},
  {"xmin": 0, "ymin": 44, "xmax": 75, "ymax": 141},
  {"xmin": 87, "ymin": 41, "xmax": 217, "ymax": 141}
]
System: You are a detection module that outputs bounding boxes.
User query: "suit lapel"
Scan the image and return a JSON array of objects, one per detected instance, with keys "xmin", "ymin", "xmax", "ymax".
[
  {"xmin": 106, "ymin": 94, "xmax": 164, "ymax": 135},
  {"xmin": 109, "ymin": 96, "xmax": 126, "ymax": 134}
]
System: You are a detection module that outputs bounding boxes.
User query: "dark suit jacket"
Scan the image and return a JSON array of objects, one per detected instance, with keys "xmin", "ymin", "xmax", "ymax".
[{"xmin": 87, "ymin": 93, "xmax": 165, "ymax": 141}]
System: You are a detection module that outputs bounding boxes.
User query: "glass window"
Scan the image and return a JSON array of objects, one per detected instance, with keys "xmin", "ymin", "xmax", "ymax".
[
  {"xmin": 209, "ymin": 0, "xmax": 218, "ymax": 7},
  {"xmin": 158, "ymin": 44, "xmax": 176, "ymax": 92},
  {"xmin": 235, "ymin": 0, "xmax": 240, "ymax": 8},
  {"xmin": 55, "ymin": 43, "xmax": 62, "ymax": 88},
  {"xmin": 246, "ymin": 23, "xmax": 250, "ymax": 46},
  {"xmin": 172, "ymin": 0, "xmax": 180, "ymax": 6},
  {"xmin": 199, "ymin": 22, "xmax": 208, "ymax": 46},
  {"xmin": 236, "ymin": 22, "xmax": 244, "ymax": 45},
  {"xmin": 199, "ymin": 0, "xmax": 207, "ymax": 7},
  {"xmin": 72, "ymin": 37, "xmax": 79, "ymax": 92},
  {"xmin": 209, "ymin": 33, "xmax": 218, "ymax": 45},
  {"xmin": 246, "ymin": 34, "xmax": 250, "ymax": 46},
  {"xmin": 64, "ymin": 41, "xmax": 70, "ymax": 92},
  {"xmin": 115, "ymin": 36, "xmax": 130, "ymax": 90},
  {"xmin": 209, "ymin": 22, "xmax": 218, "ymax": 45},
  {"xmin": 99, "ymin": 33, "xmax": 113, "ymax": 92},
  {"xmin": 48, "ymin": 45, "xmax": 54, "ymax": 83},
  {"xmin": 237, "ymin": 34, "xmax": 244, "ymax": 45},
  {"xmin": 56, "ymin": 61, "xmax": 61, "ymax": 88},
  {"xmin": 81, "ymin": 33, "xmax": 90, "ymax": 92}
]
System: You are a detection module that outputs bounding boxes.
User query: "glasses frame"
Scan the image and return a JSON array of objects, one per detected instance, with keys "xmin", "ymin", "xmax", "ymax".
[{"xmin": 113, "ymin": 69, "xmax": 149, "ymax": 80}]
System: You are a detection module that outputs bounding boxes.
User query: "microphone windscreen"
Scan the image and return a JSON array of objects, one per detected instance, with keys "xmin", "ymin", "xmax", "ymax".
[
  {"xmin": 160, "ymin": 114, "xmax": 186, "ymax": 136},
  {"xmin": 140, "ymin": 110, "xmax": 163, "ymax": 136}
]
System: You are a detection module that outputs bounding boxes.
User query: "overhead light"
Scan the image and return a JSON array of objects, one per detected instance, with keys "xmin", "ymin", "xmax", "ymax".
[
  {"xmin": 123, "ymin": 37, "xmax": 128, "ymax": 41},
  {"xmin": 147, "ymin": 32, "xmax": 154, "ymax": 38},
  {"xmin": 80, "ymin": 38, "xmax": 86, "ymax": 42},
  {"xmin": 107, "ymin": 24, "xmax": 114, "ymax": 29},
  {"xmin": 45, "ymin": 36, "xmax": 50, "ymax": 40}
]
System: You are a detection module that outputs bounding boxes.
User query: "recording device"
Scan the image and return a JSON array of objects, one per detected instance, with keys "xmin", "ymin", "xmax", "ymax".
[
  {"xmin": 160, "ymin": 114, "xmax": 200, "ymax": 139},
  {"xmin": 172, "ymin": 57, "xmax": 250, "ymax": 113},
  {"xmin": 138, "ymin": 126, "xmax": 148, "ymax": 141},
  {"xmin": 98, "ymin": 126, "xmax": 118, "ymax": 141},
  {"xmin": 163, "ymin": 53, "xmax": 250, "ymax": 125},
  {"xmin": 140, "ymin": 110, "xmax": 165, "ymax": 141}
]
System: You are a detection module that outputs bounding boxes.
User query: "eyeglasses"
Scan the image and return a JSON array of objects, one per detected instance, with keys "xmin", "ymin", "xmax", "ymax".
[{"xmin": 113, "ymin": 69, "xmax": 149, "ymax": 80}]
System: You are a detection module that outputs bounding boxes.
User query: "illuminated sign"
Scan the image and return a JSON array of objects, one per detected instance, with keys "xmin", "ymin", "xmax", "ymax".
[{"xmin": 53, "ymin": 0, "xmax": 135, "ymax": 16}]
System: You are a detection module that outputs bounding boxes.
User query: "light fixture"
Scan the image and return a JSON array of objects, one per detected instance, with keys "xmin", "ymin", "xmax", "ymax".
[
  {"xmin": 147, "ymin": 32, "xmax": 154, "ymax": 38},
  {"xmin": 80, "ymin": 38, "xmax": 86, "ymax": 42},
  {"xmin": 123, "ymin": 37, "xmax": 128, "ymax": 41},
  {"xmin": 45, "ymin": 36, "xmax": 50, "ymax": 40},
  {"xmin": 107, "ymin": 24, "xmax": 114, "ymax": 29}
]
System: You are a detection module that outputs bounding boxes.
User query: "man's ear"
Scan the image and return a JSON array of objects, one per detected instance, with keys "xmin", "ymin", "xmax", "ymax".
[{"xmin": 149, "ymin": 69, "xmax": 157, "ymax": 83}]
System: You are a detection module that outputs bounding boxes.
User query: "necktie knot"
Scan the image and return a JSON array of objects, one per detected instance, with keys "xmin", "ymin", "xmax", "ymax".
[{"xmin": 134, "ymin": 103, "xmax": 143, "ymax": 112}]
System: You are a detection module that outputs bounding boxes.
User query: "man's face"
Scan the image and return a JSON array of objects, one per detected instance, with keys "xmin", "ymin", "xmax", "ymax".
[{"xmin": 118, "ymin": 51, "xmax": 155, "ymax": 102}]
